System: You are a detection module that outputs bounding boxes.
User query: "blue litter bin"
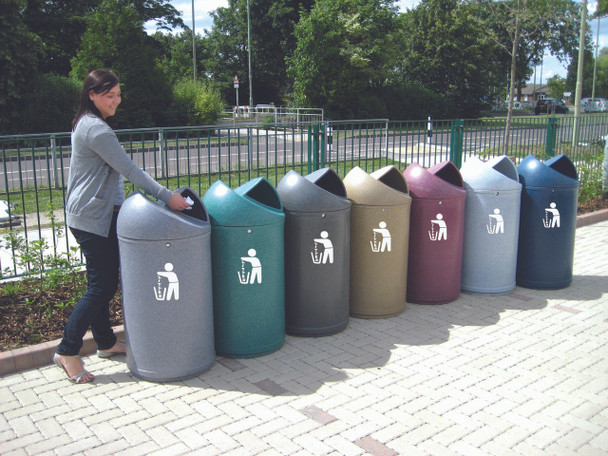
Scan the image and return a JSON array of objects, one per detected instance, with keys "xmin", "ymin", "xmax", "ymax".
[
  {"xmin": 277, "ymin": 168, "xmax": 351, "ymax": 336},
  {"xmin": 516, "ymin": 154, "xmax": 579, "ymax": 289},
  {"xmin": 117, "ymin": 186, "xmax": 215, "ymax": 382},
  {"xmin": 203, "ymin": 178, "xmax": 285, "ymax": 357},
  {"xmin": 460, "ymin": 156, "xmax": 522, "ymax": 294}
]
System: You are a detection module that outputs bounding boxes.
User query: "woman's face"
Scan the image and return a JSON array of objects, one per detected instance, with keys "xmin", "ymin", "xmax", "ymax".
[{"xmin": 89, "ymin": 83, "xmax": 121, "ymax": 119}]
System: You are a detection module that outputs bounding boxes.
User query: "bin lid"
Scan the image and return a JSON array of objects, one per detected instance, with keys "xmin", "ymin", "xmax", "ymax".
[
  {"xmin": 403, "ymin": 161, "xmax": 466, "ymax": 199},
  {"xmin": 517, "ymin": 154, "xmax": 579, "ymax": 188},
  {"xmin": 203, "ymin": 177, "xmax": 285, "ymax": 227},
  {"xmin": 461, "ymin": 156, "xmax": 521, "ymax": 192},
  {"xmin": 344, "ymin": 165, "xmax": 411, "ymax": 206},
  {"xmin": 117, "ymin": 189, "xmax": 210, "ymax": 241},
  {"xmin": 277, "ymin": 168, "xmax": 351, "ymax": 212}
]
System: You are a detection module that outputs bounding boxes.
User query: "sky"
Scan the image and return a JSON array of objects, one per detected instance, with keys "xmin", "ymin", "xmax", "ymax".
[{"xmin": 148, "ymin": 0, "xmax": 608, "ymax": 84}]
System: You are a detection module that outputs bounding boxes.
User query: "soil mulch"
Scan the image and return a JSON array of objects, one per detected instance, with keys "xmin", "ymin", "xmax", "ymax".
[{"xmin": 1, "ymin": 196, "xmax": 607, "ymax": 352}]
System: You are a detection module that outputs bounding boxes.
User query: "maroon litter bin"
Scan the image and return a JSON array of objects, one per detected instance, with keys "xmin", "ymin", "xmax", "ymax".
[{"xmin": 403, "ymin": 161, "xmax": 466, "ymax": 304}]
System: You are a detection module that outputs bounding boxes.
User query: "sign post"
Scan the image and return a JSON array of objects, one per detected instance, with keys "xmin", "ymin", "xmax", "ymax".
[{"xmin": 233, "ymin": 75, "xmax": 240, "ymax": 113}]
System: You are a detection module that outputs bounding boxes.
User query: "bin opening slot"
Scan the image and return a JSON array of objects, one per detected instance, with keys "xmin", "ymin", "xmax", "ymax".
[
  {"xmin": 376, "ymin": 167, "xmax": 409, "ymax": 194},
  {"xmin": 178, "ymin": 187, "xmax": 208, "ymax": 221},
  {"xmin": 548, "ymin": 155, "xmax": 578, "ymax": 180},
  {"xmin": 491, "ymin": 156, "xmax": 519, "ymax": 182},
  {"xmin": 314, "ymin": 172, "xmax": 347, "ymax": 197},
  {"xmin": 434, "ymin": 163, "xmax": 464, "ymax": 187},
  {"xmin": 244, "ymin": 179, "xmax": 282, "ymax": 210}
]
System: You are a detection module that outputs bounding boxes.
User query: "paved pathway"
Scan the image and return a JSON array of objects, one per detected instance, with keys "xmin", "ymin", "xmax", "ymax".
[{"xmin": 1, "ymin": 216, "xmax": 607, "ymax": 455}]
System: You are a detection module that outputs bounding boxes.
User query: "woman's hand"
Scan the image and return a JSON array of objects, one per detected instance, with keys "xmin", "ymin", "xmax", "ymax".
[{"xmin": 167, "ymin": 192, "xmax": 192, "ymax": 211}]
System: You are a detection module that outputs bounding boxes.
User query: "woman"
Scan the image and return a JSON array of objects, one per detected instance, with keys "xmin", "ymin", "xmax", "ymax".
[{"xmin": 54, "ymin": 69, "xmax": 190, "ymax": 383}]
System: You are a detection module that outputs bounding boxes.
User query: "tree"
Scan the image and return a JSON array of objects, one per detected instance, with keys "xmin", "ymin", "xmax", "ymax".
[
  {"xmin": 0, "ymin": 0, "xmax": 42, "ymax": 134},
  {"xmin": 288, "ymin": 0, "xmax": 400, "ymax": 118},
  {"xmin": 23, "ymin": 0, "xmax": 183, "ymax": 76},
  {"xmin": 154, "ymin": 29, "xmax": 207, "ymax": 86},
  {"xmin": 566, "ymin": 49, "xmax": 595, "ymax": 96},
  {"xmin": 71, "ymin": 0, "xmax": 173, "ymax": 128},
  {"xmin": 595, "ymin": 48, "xmax": 608, "ymax": 97},
  {"xmin": 202, "ymin": 0, "xmax": 315, "ymax": 106},
  {"xmin": 398, "ymin": 0, "xmax": 499, "ymax": 117},
  {"xmin": 478, "ymin": 0, "xmax": 581, "ymax": 152},
  {"xmin": 546, "ymin": 75, "xmax": 567, "ymax": 99},
  {"xmin": 172, "ymin": 79, "xmax": 224, "ymax": 126}
]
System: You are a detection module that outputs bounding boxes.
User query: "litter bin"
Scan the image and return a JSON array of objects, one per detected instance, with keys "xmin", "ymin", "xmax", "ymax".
[
  {"xmin": 277, "ymin": 168, "xmax": 351, "ymax": 336},
  {"xmin": 343, "ymin": 165, "xmax": 411, "ymax": 318},
  {"xmin": 516, "ymin": 154, "xmax": 579, "ymax": 289},
  {"xmin": 203, "ymin": 178, "xmax": 285, "ymax": 357},
  {"xmin": 403, "ymin": 161, "xmax": 466, "ymax": 304},
  {"xmin": 460, "ymin": 156, "xmax": 522, "ymax": 294},
  {"xmin": 117, "ymin": 186, "xmax": 214, "ymax": 382}
]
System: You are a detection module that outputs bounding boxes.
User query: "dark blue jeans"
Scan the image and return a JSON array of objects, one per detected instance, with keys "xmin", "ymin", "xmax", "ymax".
[{"xmin": 56, "ymin": 213, "xmax": 119, "ymax": 356}]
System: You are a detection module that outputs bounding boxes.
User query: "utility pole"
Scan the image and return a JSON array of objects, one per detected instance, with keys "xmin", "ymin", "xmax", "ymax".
[
  {"xmin": 572, "ymin": 0, "xmax": 587, "ymax": 148},
  {"xmin": 247, "ymin": 0, "xmax": 253, "ymax": 108},
  {"xmin": 192, "ymin": 0, "xmax": 196, "ymax": 81}
]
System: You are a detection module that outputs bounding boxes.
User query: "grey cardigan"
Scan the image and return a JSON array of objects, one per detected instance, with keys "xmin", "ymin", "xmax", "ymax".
[{"xmin": 66, "ymin": 114, "xmax": 173, "ymax": 237}]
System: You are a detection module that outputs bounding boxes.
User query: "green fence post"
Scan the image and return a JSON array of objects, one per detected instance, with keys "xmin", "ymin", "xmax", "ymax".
[
  {"xmin": 449, "ymin": 119, "xmax": 464, "ymax": 168},
  {"xmin": 310, "ymin": 123, "xmax": 320, "ymax": 172},
  {"xmin": 320, "ymin": 123, "xmax": 326, "ymax": 168},
  {"xmin": 545, "ymin": 117, "xmax": 558, "ymax": 157}
]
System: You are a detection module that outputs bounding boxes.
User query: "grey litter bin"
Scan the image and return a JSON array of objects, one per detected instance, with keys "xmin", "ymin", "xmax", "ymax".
[
  {"xmin": 343, "ymin": 165, "xmax": 411, "ymax": 318},
  {"xmin": 460, "ymin": 156, "xmax": 522, "ymax": 294},
  {"xmin": 516, "ymin": 154, "xmax": 579, "ymax": 289},
  {"xmin": 117, "ymin": 186, "xmax": 214, "ymax": 382},
  {"xmin": 277, "ymin": 168, "xmax": 351, "ymax": 336}
]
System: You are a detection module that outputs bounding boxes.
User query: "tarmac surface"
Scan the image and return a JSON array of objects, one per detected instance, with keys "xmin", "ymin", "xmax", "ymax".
[{"xmin": 0, "ymin": 211, "xmax": 607, "ymax": 455}]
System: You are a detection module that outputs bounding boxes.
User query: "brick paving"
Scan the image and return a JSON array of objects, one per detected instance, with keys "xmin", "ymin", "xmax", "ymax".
[{"xmin": 0, "ymin": 213, "xmax": 606, "ymax": 455}]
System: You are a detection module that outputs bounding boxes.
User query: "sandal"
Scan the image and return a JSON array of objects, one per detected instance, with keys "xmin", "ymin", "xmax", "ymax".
[
  {"xmin": 96, "ymin": 340, "xmax": 126, "ymax": 358},
  {"xmin": 53, "ymin": 353, "xmax": 94, "ymax": 384}
]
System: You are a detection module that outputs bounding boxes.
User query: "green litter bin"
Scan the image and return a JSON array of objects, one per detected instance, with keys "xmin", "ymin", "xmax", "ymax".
[{"xmin": 203, "ymin": 178, "xmax": 285, "ymax": 358}]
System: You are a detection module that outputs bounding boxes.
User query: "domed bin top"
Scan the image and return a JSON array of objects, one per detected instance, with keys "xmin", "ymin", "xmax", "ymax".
[
  {"xmin": 277, "ymin": 168, "xmax": 351, "ymax": 213},
  {"xmin": 460, "ymin": 156, "xmax": 521, "ymax": 192},
  {"xmin": 343, "ymin": 165, "xmax": 410, "ymax": 205},
  {"xmin": 203, "ymin": 177, "xmax": 284, "ymax": 227},
  {"xmin": 117, "ymin": 186, "xmax": 210, "ymax": 241},
  {"xmin": 404, "ymin": 161, "xmax": 465, "ymax": 199},
  {"xmin": 517, "ymin": 154, "xmax": 579, "ymax": 189}
]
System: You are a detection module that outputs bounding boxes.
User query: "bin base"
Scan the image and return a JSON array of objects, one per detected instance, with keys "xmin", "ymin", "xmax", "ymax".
[
  {"xmin": 350, "ymin": 306, "xmax": 405, "ymax": 319},
  {"xmin": 128, "ymin": 359, "xmax": 215, "ymax": 383},
  {"xmin": 217, "ymin": 338, "xmax": 285, "ymax": 359},
  {"xmin": 286, "ymin": 319, "xmax": 349, "ymax": 337},
  {"xmin": 461, "ymin": 283, "xmax": 516, "ymax": 295},
  {"xmin": 516, "ymin": 278, "xmax": 572, "ymax": 290},
  {"xmin": 407, "ymin": 296, "xmax": 458, "ymax": 305}
]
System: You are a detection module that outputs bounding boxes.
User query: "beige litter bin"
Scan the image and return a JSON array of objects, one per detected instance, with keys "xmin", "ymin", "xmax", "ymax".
[{"xmin": 343, "ymin": 165, "xmax": 411, "ymax": 318}]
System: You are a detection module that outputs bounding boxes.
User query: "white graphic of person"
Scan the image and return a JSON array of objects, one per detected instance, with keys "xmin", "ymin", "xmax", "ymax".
[
  {"xmin": 429, "ymin": 213, "xmax": 447, "ymax": 241},
  {"xmin": 311, "ymin": 231, "xmax": 334, "ymax": 264},
  {"xmin": 487, "ymin": 208, "xmax": 504, "ymax": 234},
  {"xmin": 154, "ymin": 262, "xmax": 179, "ymax": 301},
  {"xmin": 371, "ymin": 221, "xmax": 392, "ymax": 252},
  {"xmin": 543, "ymin": 202, "xmax": 560, "ymax": 228},
  {"xmin": 239, "ymin": 249, "xmax": 262, "ymax": 284}
]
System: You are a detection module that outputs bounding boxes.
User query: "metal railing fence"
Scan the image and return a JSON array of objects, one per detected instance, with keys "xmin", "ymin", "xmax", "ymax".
[{"xmin": 1, "ymin": 114, "xmax": 606, "ymax": 278}]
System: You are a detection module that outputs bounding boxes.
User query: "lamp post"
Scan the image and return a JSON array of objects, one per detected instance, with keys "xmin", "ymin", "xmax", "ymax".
[
  {"xmin": 247, "ymin": 0, "xmax": 253, "ymax": 108},
  {"xmin": 192, "ymin": 0, "xmax": 196, "ymax": 81}
]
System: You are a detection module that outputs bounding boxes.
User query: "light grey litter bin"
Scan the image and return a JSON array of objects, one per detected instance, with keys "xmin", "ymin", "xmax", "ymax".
[
  {"xmin": 460, "ymin": 156, "xmax": 522, "ymax": 294},
  {"xmin": 117, "ymin": 187, "xmax": 214, "ymax": 382},
  {"xmin": 277, "ymin": 168, "xmax": 351, "ymax": 336}
]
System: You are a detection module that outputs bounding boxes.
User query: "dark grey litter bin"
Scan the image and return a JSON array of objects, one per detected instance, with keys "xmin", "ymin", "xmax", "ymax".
[
  {"xmin": 203, "ymin": 178, "xmax": 285, "ymax": 358},
  {"xmin": 277, "ymin": 168, "xmax": 351, "ymax": 336},
  {"xmin": 343, "ymin": 165, "xmax": 411, "ymax": 318},
  {"xmin": 460, "ymin": 156, "xmax": 522, "ymax": 294},
  {"xmin": 516, "ymin": 154, "xmax": 579, "ymax": 289},
  {"xmin": 117, "ymin": 186, "xmax": 214, "ymax": 382}
]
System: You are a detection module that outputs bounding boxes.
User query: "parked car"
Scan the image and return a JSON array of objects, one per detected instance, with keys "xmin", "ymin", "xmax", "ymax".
[
  {"xmin": 535, "ymin": 98, "xmax": 570, "ymax": 115},
  {"xmin": 586, "ymin": 98, "xmax": 608, "ymax": 113}
]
